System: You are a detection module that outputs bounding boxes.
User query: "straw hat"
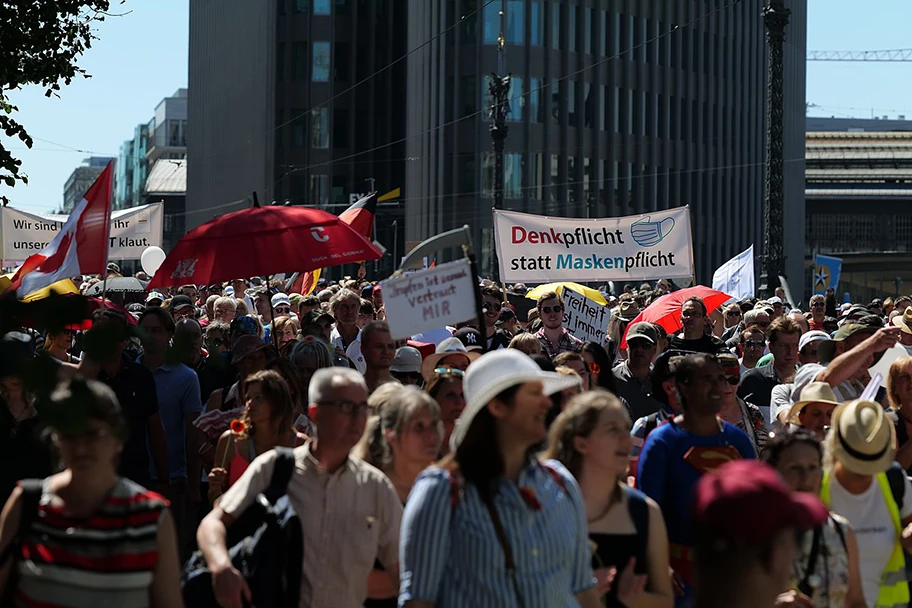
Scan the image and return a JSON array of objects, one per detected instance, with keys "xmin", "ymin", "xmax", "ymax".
[
  {"xmin": 786, "ymin": 382, "xmax": 841, "ymax": 425},
  {"xmin": 449, "ymin": 349, "xmax": 580, "ymax": 451},
  {"xmin": 830, "ymin": 399, "xmax": 896, "ymax": 476}
]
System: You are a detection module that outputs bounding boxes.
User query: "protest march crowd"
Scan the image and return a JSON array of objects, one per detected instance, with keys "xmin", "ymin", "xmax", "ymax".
[{"xmin": 4, "ymin": 261, "xmax": 912, "ymax": 608}]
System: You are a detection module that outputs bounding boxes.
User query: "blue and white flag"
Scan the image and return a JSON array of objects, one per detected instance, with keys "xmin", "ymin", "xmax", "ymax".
[
  {"xmin": 712, "ymin": 245, "xmax": 755, "ymax": 300},
  {"xmin": 813, "ymin": 254, "xmax": 842, "ymax": 295}
]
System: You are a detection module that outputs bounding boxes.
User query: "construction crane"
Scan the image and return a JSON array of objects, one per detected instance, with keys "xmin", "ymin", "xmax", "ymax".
[{"xmin": 808, "ymin": 49, "xmax": 912, "ymax": 62}]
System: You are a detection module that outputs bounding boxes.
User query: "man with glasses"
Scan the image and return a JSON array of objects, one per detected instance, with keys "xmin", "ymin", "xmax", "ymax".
[
  {"xmin": 198, "ymin": 368, "xmax": 402, "ymax": 608},
  {"xmin": 724, "ymin": 308, "xmax": 771, "ymax": 350},
  {"xmin": 738, "ymin": 327, "xmax": 766, "ymax": 374},
  {"xmin": 738, "ymin": 317, "xmax": 800, "ymax": 412},
  {"xmin": 669, "ymin": 297, "xmax": 728, "ymax": 355},
  {"xmin": 613, "ymin": 322, "xmax": 663, "ymax": 419},
  {"xmin": 271, "ymin": 292, "xmax": 295, "ymax": 319},
  {"xmin": 169, "ymin": 294, "xmax": 197, "ymax": 322},
  {"xmin": 390, "ymin": 346, "xmax": 423, "ymax": 386},
  {"xmin": 534, "ymin": 290, "xmax": 581, "ymax": 357},
  {"xmin": 361, "ymin": 321, "xmax": 398, "ymax": 393},
  {"xmin": 637, "ymin": 354, "xmax": 756, "ymax": 605},
  {"xmin": 808, "ymin": 294, "xmax": 827, "ymax": 331}
]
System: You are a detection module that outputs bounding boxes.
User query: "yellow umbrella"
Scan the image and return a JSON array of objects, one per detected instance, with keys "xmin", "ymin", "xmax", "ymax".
[
  {"xmin": 524, "ymin": 282, "xmax": 608, "ymax": 306},
  {"xmin": 0, "ymin": 274, "xmax": 80, "ymax": 302}
]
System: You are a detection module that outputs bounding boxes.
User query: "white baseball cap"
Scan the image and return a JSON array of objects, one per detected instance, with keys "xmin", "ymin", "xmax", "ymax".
[
  {"xmin": 799, "ymin": 330, "xmax": 831, "ymax": 353},
  {"xmin": 449, "ymin": 349, "xmax": 580, "ymax": 451}
]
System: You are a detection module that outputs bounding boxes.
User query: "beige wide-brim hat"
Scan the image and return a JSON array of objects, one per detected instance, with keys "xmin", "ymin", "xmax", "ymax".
[
  {"xmin": 421, "ymin": 337, "xmax": 480, "ymax": 382},
  {"xmin": 787, "ymin": 382, "xmax": 841, "ymax": 425},
  {"xmin": 831, "ymin": 399, "xmax": 897, "ymax": 476},
  {"xmin": 449, "ymin": 349, "xmax": 581, "ymax": 451}
]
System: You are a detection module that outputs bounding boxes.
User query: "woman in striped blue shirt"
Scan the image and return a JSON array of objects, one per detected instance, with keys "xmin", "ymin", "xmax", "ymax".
[{"xmin": 399, "ymin": 349, "xmax": 603, "ymax": 608}]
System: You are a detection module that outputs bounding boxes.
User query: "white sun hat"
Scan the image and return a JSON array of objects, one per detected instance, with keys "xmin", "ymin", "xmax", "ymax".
[{"xmin": 449, "ymin": 349, "xmax": 581, "ymax": 451}]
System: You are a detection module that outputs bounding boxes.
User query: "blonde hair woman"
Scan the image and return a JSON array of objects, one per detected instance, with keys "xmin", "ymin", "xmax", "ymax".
[
  {"xmin": 887, "ymin": 356, "xmax": 912, "ymax": 472},
  {"xmin": 545, "ymin": 390, "xmax": 672, "ymax": 608},
  {"xmin": 508, "ymin": 332, "xmax": 542, "ymax": 356}
]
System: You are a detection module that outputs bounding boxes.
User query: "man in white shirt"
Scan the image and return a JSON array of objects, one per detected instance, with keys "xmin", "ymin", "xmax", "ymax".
[{"xmin": 329, "ymin": 288, "xmax": 366, "ymax": 372}]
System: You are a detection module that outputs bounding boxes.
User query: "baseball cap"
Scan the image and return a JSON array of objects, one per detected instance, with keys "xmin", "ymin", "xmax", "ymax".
[
  {"xmin": 300, "ymin": 309, "xmax": 334, "ymax": 327},
  {"xmin": 496, "ymin": 308, "xmax": 517, "ymax": 326},
  {"xmin": 390, "ymin": 346, "xmax": 422, "ymax": 374},
  {"xmin": 271, "ymin": 293, "xmax": 292, "ymax": 308},
  {"xmin": 361, "ymin": 285, "xmax": 374, "ymax": 299},
  {"xmin": 798, "ymin": 330, "xmax": 830, "ymax": 353},
  {"xmin": 767, "ymin": 296, "xmax": 783, "ymax": 305},
  {"xmin": 693, "ymin": 460, "xmax": 828, "ymax": 547},
  {"xmin": 454, "ymin": 327, "xmax": 484, "ymax": 352},
  {"xmin": 145, "ymin": 291, "xmax": 165, "ymax": 305},
  {"xmin": 626, "ymin": 322, "xmax": 658, "ymax": 344},
  {"xmin": 373, "ymin": 284, "xmax": 382, "ymax": 294},
  {"xmin": 169, "ymin": 295, "xmax": 194, "ymax": 311}
]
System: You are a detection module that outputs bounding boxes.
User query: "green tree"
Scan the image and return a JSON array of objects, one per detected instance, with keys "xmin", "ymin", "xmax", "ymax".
[{"xmin": 1, "ymin": 1, "xmax": 121, "ymax": 206}]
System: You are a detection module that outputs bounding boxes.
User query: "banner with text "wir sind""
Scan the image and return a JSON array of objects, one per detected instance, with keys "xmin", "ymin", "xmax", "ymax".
[{"xmin": 493, "ymin": 207, "xmax": 693, "ymax": 283}]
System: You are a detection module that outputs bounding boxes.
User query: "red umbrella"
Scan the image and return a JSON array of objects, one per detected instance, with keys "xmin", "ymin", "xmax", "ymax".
[
  {"xmin": 147, "ymin": 206, "xmax": 383, "ymax": 289},
  {"xmin": 620, "ymin": 286, "xmax": 732, "ymax": 347}
]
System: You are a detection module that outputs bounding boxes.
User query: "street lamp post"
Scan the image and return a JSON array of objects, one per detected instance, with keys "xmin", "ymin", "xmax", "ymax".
[
  {"xmin": 488, "ymin": 0, "xmax": 510, "ymax": 281},
  {"xmin": 758, "ymin": 0, "xmax": 790, "ymax": 298}
]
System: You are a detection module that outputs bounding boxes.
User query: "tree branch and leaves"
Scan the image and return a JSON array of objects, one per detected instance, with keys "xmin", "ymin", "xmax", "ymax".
[{"xmin": 0, "ymin": 1, "xmax": 127, "ymax": 207}]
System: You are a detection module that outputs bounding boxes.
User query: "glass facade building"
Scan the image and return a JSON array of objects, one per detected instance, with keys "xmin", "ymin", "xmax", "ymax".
[{"xmin": 405, "ymin": 0, "xmax": 808, "ymax": 289}]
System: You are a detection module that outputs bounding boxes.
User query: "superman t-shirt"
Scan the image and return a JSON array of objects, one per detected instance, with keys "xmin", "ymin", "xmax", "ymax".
[{"xmin": 636, "ymin": 418, "xmax": 756, "ymax": 548}]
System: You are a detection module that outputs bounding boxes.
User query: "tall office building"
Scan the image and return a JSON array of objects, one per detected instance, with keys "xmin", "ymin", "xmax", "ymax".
[
  {"xmin": 62, "ymin": 156, "xmax": 115, "ymax": 213},
  {"xmin": 406, "ymin": 0, "xmax": 808, "ymax": 290},
  {"xmin": 190, "ymin": 0, "xmax": 807, "ymax": 290},
  {"xmin": 188, "ymin": 0, "xmax": 408, "ymax": 277}
]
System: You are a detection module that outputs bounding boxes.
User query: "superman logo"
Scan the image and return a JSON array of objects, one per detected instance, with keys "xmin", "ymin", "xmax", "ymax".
[{"xmin": 683, "ymin": 445, "xmax": 743, "ymax": 474}]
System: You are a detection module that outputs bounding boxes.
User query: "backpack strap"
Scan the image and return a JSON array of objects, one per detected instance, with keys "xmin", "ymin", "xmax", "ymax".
[
  {"xmin": 886, "ymin": 462, "xmax": 906, "ymax": 512},
  {"xmin": 625, "ymin": 486, "xmax": 650, "ymax": 568},
  {"xmin": 0, "ymin": 479, "xmax": 44, "ymax": 565},
  {"xmin": 797, "ymin": 526, "xmax": 823, "ymax": 597},
  {"xmin": 262, "ymin": 448, "xmax": 296, "ymax": 504},
  {"xmin": 830, "ymin": 516, "xmax": 848, "ymax": 553}
]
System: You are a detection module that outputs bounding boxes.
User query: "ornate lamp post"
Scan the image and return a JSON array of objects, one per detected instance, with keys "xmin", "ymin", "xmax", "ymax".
[
  {"xmin": 488, "ymin": 72, "xmax": 510, "ymax": 279},
  {"xmin": 758, "ymin": 0, "xmax": 790, "ymax": 297}
]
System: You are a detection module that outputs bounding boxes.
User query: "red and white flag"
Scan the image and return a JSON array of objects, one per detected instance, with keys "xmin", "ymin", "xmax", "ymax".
[{"xmin": 10, "ymin": 162, "xmax": 113, "ymax": 297}]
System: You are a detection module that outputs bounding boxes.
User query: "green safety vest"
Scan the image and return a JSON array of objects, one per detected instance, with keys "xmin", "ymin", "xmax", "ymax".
[{"xmin": 821, "ymin": 471, "xmax": 910, "ymax": 608}]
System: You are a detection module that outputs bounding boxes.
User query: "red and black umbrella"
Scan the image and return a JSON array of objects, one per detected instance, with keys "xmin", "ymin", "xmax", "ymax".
[
  {"xmin": 148, "ymin": 205, "xmax": 383, "ymax": 289},
  {"xmin": 620, "ymin": 286, "xmax": 732, "ymax": 347}
]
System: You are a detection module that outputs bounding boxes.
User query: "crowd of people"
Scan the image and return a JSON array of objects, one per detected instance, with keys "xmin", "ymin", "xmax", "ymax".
[{"xmin": 0, "ymin": 272, "xmax": 912, "ymax": 608}]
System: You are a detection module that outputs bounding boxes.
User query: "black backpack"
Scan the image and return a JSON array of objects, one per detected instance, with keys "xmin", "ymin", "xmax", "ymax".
[{"xmin": 182, "ymin": 447, "xmax": 303, "ymax": 608}]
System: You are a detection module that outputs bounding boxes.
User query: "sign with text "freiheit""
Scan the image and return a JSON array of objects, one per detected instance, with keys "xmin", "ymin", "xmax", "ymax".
[
  {"xmin": 1, "ymin": 202, "xmax": 163, "ymax": 262},
  {"xmin": 381, "ymin": 259, "xmax": 478, "ymax": 339},
  {"xmin": 493, "ymin": 207, "xmax": 693, "ymax": 283},
  {"xmin": 563, "ymin": 289, "xmax": 610, "ymax": 344}
]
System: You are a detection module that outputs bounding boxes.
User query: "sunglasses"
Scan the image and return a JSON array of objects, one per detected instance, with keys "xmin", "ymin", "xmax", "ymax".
[
  {"xmin": 726, "ymin": 310, "xmax": 742, "ymax": 317},
  {"xmin": 723, "ymin": 376, "xmax": 740, "ymax": 386},
  {"xmin": 811, "ymin": 302, "xmax": 826, "ymax": 308},
  {"xmin": 434, "ymin": 367, "xmax": 466, "ymax": 377},
  {"xmin": 483, "ymin": 301, "xmax": 502, "ymax": 313},
  {"xmin": 275, "ymin": 306, "xmax": 291, "ymax": 314},
  {"xmin": 541, "ymin": 305, "xmax": 564, "ymax": 315},
  {"xmin": 392, "ymin": 371, "xmax": 422, "ymax": 381},
  {"xmin": 756, "ymin": 321, "xmax": 770, "ymax": 328},
  {"xmin": 744, "ymin": 340, "xmax": 765, "ymax": 348}
]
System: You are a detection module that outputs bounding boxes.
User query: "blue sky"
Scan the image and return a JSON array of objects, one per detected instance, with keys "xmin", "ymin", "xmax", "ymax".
[
  {"xmin": 1, "ymin": 0, "xmax": 911, "ymax": 214},
  {"xmin": 0, "ymin": 0, "xmax": 188, "ymax": 213}
]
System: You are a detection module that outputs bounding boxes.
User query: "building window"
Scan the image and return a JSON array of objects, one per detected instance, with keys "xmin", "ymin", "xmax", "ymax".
[
  {"xmin": 312, "ymin": 42, "xmax": 330, "ymax": 81},
  {"xmin": 568, "ymin": 80, "xmax": 577, "ymax": 127},
  {"xmin": 309, "ymin": 174, "xmax": 329, "ymax": 207},
  {"xmin": 551, "ymin": 2, "xmax": 560, "ymax": 49},
  {"xmin": 510, "ymin": 76, "xmax": 523, "ymax": 122},
  {"xmin": 332, "ymin": 175, "xmax": 347, "ymax": 204},
  {"xmin": 461, "ymin": 76, "xmax": 477, "ymax": 117},
  {"xmin": 505, "ymin": 0, "xmax": 524, "ymax": 45},
  {"xmin": 530, "ymin": 77, "xmax": 541, "ymax": 123},
  {"xmin": 551, "ymin": 79, "xmax": 560, "ymax": 125},
  {"xmin": 313, "ymin": 0, "xmax": 330, "ymax": 15},
  {"xmin": 293, "ymin": 43, "xmax": 307, "ymax": 80},
  {"xmin": 277, "ymin": 43, "xmax": 285, "ymax": 82},
  {"xmin": 483, "ymin": 2, "xmax": 499, "ymax": 44},
  {"xmin": 333, "ymin": 108, "xmax": 348, "ymax": 147},
  {"xmin": 292, "ymin": 109, "xmax": 307, "ymax": 147},
  {"xmin": 294, "ymin": 0, "xmax": 308, "ymax": 12},
  {"xmin": 482, "ymin": 152, "xmax": 494, "ymax": 198},
  {"xmin": 528, "ymin": 153, "xmax": 543, "ymax": 200},
  {"xmin": 311, "ymin": 108, "xmax": 329, "ymax": 148},
  {"xmin": 530, "ymin": 0, "xmax": 542, "ymax": 46},
  {"xmin": 585, "ymin": 8, "xmax": 593, "ymax": 54},
  {"xmin": 601, "ymin": 10, "xmax": 608, "ymax": 55},
  {"xmin": 278, "ymin": 0, "xmax": 286, "ymax": 15},
  {"xmin": 505, "ymin": 153, "xmax": 522, "ymax": 199},
  {"xmin": 335, "ymin": 0, "xmax": 348, "ymax": 14},
  {"xmin": 569, "ymin": 5, "xmax": 577, "ymax": 52},
  {"xmin": 334, "ymin": 42, "xmax": 349, "ymax": 81}
]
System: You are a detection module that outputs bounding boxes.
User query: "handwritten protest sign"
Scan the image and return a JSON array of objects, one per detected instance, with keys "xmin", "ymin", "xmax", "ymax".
[
  {"xmin": 382, "ymin": 259, "xmax": 477, "ymax": 339},
  {"xmin": 494, "ymin": 207, "xmax": 693, "ymax": 283},
  {"xmin": 563, "ymin": 289, "xmax": 610, "ymax": 344},
  {"xmin": 1, "ymin": 202, "xmax": 163, "ymax": 262}
]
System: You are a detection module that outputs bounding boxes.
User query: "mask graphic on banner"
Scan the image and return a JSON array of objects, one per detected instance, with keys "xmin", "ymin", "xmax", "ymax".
[{"xmin": 630, "ymin": 216, "xmax": 675, "ymax": 247}]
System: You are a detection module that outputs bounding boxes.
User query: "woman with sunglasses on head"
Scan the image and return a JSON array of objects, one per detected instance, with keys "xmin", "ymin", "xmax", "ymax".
[
  {"xmin": 44, "ymin": 327, "xmax": 79, "ymax": 364},
  {"xmin": 425, "ymin": 367, "xmax": 467, "ymax": 456},
  {"xmin": 207, "ymin": 370, "xmax": 306, "ymax": 503},
  {"xmin": 356, "ymin": 386, "xmax": 443, "ymax": 607},
  {"xmin": 717, "ymin": 354, "xmax": 769, "ymax": 456},
  {"xmin": 546, "ymin": 390, "xmax": 673, "ymax": 608},
  {"xmin": 0, "ymin": 377, "xmax": 182, "ymax": 607},
  {"xmin": 764, "ymin": 431, "xmax": 866, "ymax": 608}
]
